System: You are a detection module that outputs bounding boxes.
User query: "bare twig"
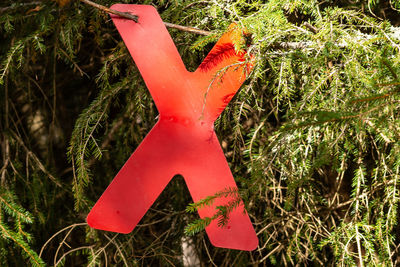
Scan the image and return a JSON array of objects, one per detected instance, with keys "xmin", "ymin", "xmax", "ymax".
[
  {"xmin": 79, "ymin": 0, "xmax": 138, "ymax": 22},
  {"xmin": 304, "ymin": 22, "xmax": 318, "ymax": 34},
  {"xmin": 79, "ymin": 0, "xmax": 211, "ymax": 36},
  {"xmin": 203, "ymin": 238, "xmax": 218, "ymax": 267},
  {"xmin": 0, "ymin": 2, "xmax": 42, "ymax": 14},
  {"xmin": 55, "ymin": 246, "xmax": 94, "ymax": 266},
  {"xmin": 270, "ymin": 41, "xmax": 315, "ymax": 50},
  {"xmin": 10, "ymin": 130, "xmax": 61, "ymax": 187},
  {"xmin": 39, "ymin": 222, "xmax": 88, "ymax": 258},
  {"xmin": 1, "ymin": 73, "xmax": 9, "ymax": 186},
  {"xmin": 163, "ymin": 22, "xmax": 211, "ymax": 36},
  {"xmin": 104, "ymin": 234, "xmax": 129, "ymax": 267}
]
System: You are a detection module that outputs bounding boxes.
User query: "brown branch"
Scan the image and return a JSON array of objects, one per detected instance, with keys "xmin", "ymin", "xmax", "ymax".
[
  {"xmin": 304, "ymin": 22, "xmax": 318, "ymax": 34},
  {"xmin": 0, "ymin": 2, "xmax": 42, "ymax": 14},
  {"xmin": 271, "ymin": 41, "xmax": 314, "ymax": 50},
  {"xmin": 79, "ymin": 0, "xmax": 211, "ymax": 36},
  {"xmin": 1, "ymin": 74, "xmax": 9, "ymax": 186},
  {"xmin": 163, "ymin": 22, "xmax": 211, "ymax": 36},
  {"xmin": 10, "ymin": 131, "xmax": 61, "ymax": 187},
  {"xmin": 79, "ymin": 0, "xmax": 138, "ymax": 22}
]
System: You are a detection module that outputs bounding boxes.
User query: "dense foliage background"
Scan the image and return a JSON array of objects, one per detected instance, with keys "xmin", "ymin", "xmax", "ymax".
[{"xmin": 1, "ymin": 0, "xmax": 400, "ymax": 266}]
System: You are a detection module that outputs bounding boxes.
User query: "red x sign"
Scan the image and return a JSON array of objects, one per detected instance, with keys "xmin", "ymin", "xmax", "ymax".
[{"xmin": 87, "ymin": 4, "xmax": 258, "ymax": 251}]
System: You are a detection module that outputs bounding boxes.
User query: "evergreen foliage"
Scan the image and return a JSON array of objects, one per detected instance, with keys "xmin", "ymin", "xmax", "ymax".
[{"xmin": 1, "ymin": 0, "xmax": 400, "ymax": 265}]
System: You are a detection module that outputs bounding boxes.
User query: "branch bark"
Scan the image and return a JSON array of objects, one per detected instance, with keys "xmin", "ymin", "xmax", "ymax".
[
  {"xmin": 79, "ymin": 0, "xmax": 138, "ymax": 22},
  {"xmin": 0, "ymin": 2, "xmax": 42, "ymax": 14},
  {"xmin": 79, "ymin": 0, "xmax": 211, "ymax": 36},
  {"xmin": 163, "ymin": 22, "xmax": 211, "ymax": 36}
]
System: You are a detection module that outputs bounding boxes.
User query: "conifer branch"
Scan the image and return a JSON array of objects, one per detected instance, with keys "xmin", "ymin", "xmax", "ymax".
[
  {"xmin": 185, "ymin": 187, "xmax": 242, "ymax": 235},
  {"xmin": 0, "ymin": 2, "xmax": 42, "ymax": 14},
  {"xmin": 0, "ymin": 205, "xmax": 44, "ymax": 266},
  {"xmin": 0, "ymin": 193, "xmax": 33, "ymax": 224},
  {"xmin": 0, "ymin": 222, "xmax": 44, "ymax": 266},
  {"xmin": 78, "ymin": 0, "xmax": 400, "ymax": 47},
  {"xmin": 2, "ymin": 0, "xmax": 400, "ymax": 264},
  {"xmin": 163, "ymin": 22, "xmax": 211, "ymax": 36}
]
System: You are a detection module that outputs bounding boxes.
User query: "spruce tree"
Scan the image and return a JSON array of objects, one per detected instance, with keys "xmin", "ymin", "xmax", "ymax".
[{"xmin": 1, "ymin": 0, "xmax": 400, "ymax": 265}]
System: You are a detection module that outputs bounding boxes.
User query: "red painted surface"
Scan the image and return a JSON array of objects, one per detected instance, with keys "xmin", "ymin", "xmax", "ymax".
[{"xmin": 87, "ymin": 4, "xmax": 258, "ymax": 251}]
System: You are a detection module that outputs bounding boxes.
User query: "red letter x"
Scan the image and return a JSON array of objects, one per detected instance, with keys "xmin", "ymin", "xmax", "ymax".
[{"xmin": 87, "ymin": 4, "xmax": 258, "ymax": 251}]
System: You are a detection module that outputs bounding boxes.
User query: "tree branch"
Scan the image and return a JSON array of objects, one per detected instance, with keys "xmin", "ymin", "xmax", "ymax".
[
  {"xmin": 163, "ymin": 22, "xmax": 211, "ymax": 36},
  {"xmin": 0, "ymin": 2, "xmax": 42, "ymax": 14},
  {"xmin": 303, "ymin": 22, "xmax": 318, "ymax": 34},
  {"xmin": 79, "ymin": 0, "xmax": 138, "ymax": 22},
  {"xmin": 79, "ymin": 0, "xmax": 211, "ymax": 36}
]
